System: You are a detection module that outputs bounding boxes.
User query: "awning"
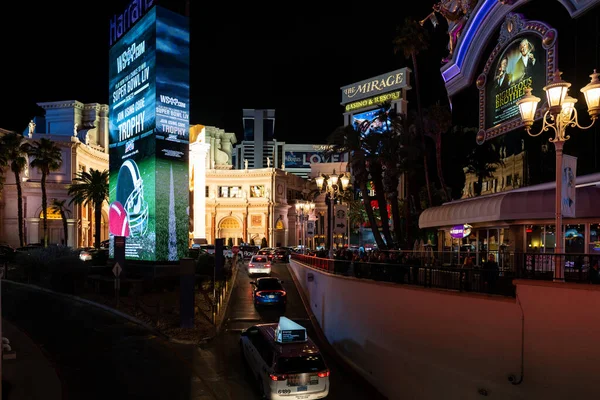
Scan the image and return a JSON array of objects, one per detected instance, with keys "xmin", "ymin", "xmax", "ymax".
[{"xmin": 419, "ymin": 185, "xmax": 600, "ymax": 229}]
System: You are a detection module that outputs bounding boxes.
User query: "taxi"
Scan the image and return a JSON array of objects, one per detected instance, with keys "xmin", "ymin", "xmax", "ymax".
[{"xmin": 240, "ymin": 317, "xmax": 330, "ymax": 399}]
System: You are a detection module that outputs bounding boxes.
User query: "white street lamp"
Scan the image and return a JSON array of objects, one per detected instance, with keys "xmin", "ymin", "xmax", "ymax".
[
  {"xmin": 517, "ymin": 69, "xmax": 599, "ymax": 281},
  {"xmin": 315, "ymin": 170, "xmax": 351, "ymax": 256},
  {"xmin": 295, "ymin": 200, "xmax": 315, "ymax": 254}
]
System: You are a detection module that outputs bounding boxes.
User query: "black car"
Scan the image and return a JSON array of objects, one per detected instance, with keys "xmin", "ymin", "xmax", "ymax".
[
  {"xmin": 239, "ymin": 245, "xmax": 259, "ymax": 260},
  {"xmin": 0, "ymin": 244, "xmax": 16, "ymax": 261},
  {"xmin": 273, "ymin": 248, "xmax": 291, "ymax": 263},
  {"xmin": 250, "ymin": 277, "xmax": 287, "ymax": 310},
  {"xmin": 257, "ymin": 248, "xmax": 274, "ymax": 262}
]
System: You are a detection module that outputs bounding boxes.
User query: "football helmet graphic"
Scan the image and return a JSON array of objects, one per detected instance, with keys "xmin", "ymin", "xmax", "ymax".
[{"xmin": 115, "ymin": 159, "xmax": 149, "ymax": 237}]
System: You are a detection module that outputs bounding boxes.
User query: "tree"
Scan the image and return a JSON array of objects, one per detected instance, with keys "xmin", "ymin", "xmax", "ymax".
[
  {"xmin": 261, "ymin": 237, "xmax": 268, "ymax": 248},
  {"xmin": 423, "ymin": 103, "xmax": 453, "ymax": 201},
  {"xmin": 68, "ymin": 169, "xmax": 109, "ymax": 249},
  {"xmin": 51, "ymin": 199, "xmax": 71, "ymax": 246},
  {"xmin": 326, "ymin": 124, "xmax": 387, "ymax": 250},
  {"xmin": 465, "ymin": 141, "xmax": 504, "ymax": 196},
  {"xmin": 1, "ymin": 133, "xmax": 29, "ymax": 247},
  {"xmin": 393, "ymin": 17, "xmax": 433, "ymax": 207},
  {"xmin": 29, "ymin": 138, "xmax": 63, "ymax": 247}
]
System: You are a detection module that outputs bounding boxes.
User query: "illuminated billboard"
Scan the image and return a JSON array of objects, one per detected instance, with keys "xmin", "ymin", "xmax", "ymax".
[
  {"xmin": 108, "ymin": 5, "xmax": 189, "ymax": 262},
  {"xmin": 284, "ymin": 151, "xmax": 347, "ymax": 169},
  {"xmin": 476, "ymin": 14, "xmax": 557, "ymax": 144},
  {"xmin": 351, "ymin": 108, "xmax": 391, "ymax": 136}
]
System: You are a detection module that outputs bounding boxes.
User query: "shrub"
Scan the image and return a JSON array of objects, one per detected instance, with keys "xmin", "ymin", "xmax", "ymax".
[
  {"xmin": 47, "ymin": 255, "xmax": 89, "ymax": 294},
  {"xmin": 261, "ymin": 237, "xmax": 268, "ymax": 248},
  {"xmin": 14, "ymin": 245, "xmax": 76, "ymax": 282}
]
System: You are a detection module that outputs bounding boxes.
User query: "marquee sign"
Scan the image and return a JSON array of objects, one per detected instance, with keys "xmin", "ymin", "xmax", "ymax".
[
  {"xmin": 341, "ymin": 68, "xmax": 411, "ymax": 105},
  {"xmin": 450, "ymin": 224, "xmax": 472, "ymax": 239},
  {"xmin": 476, "ymin": 13, "xmax": 558, "ymax": 144}
]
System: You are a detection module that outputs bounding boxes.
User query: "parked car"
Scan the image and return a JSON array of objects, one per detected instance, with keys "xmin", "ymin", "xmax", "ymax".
[
  {"xmin": 250, "ymin": 277, "xmax": 287, "ymax": 309},
  {"xmin": 248, "ymin": 255, "xmax": 272, "ymax": 275},
  {"xmin": 240, "ymin": 317, "xmax": 330, "ymax": 399}
]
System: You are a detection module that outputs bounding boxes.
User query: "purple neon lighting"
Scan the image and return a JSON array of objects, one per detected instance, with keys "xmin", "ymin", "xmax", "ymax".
[{"xmin": 442, "ymin": 0, "xmax": 496, "ymax": 82}]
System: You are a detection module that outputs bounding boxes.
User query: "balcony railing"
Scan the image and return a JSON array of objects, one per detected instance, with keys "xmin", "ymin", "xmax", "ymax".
[{"xmin": 291, "ymin": 251, "xmax": 599, "ymax": 297}]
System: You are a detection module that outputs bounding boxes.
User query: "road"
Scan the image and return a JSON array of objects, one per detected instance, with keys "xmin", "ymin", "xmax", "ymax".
[
  {"xmin": 180, "ymin": 260, "xmax": 383, "ymax": 400},
  {"xmin": 1, "ymin": 280, "xmax": 216, "ymax": 400}
]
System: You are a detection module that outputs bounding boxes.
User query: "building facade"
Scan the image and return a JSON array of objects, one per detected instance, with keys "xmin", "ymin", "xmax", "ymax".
[{"xmin": 0, "ymin": 100, "xmax": 110, "ymax": 248}]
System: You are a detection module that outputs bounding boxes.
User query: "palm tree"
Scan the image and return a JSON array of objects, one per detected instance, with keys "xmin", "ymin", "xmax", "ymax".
[
  {"xmin": 327, "ymin": 124, "xmax": 387, "ymax": 250},
  {"xmin": 393, "ymin": 17, "xmax": 433, "ymax": 207},
  {"xmin": 465, "ymin": 141, "xmax": 504, "ymax": 196},
  {"xmin": 423, "ymin": 103, "xmax": 453, "ymax": 201},
  {"xmin": 0, "ymin": 146, "xmax": 7, "ymax": 193},
  {"xmin": 51, "ymin": 199, "xmax": 71, "ymax": 246},
  {"xmin": 67, "ymin": 169, "xmax": 109, "ymax": 249},
  {"xmin": 29, "ymin": 138, "xmax": 62, "ymax": 247},
  {"xmin": 1, "ymin": 133, "xmax": 29, "ymax": 247}
]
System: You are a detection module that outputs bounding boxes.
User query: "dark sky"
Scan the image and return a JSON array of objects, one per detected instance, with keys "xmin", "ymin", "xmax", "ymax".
[{"xmin": 0, "ymin": 1, "xmax": 452, "ymax": 144}]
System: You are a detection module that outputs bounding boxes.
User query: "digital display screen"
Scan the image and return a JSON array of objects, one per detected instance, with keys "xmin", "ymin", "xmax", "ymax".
[
  {"xmin": 108, "ymin": 6, "xmax": 189, "ymax": 262},
  {"xmin": 351, "ymin": 108, "xmax": 391, "ymax": 136}
]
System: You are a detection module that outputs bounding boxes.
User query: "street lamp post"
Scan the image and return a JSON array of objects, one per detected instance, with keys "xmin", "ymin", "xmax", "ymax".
[
  {"xmin": 315, "ymin": 170, "xmax": 351, "ymax": 257},
  {"xmin": 517, "ymin": 69, "xmax": 600, "ymax": 281},
  {"xmin": 295, "ymin": 200, "xmax": 315, "ymax": 254}
]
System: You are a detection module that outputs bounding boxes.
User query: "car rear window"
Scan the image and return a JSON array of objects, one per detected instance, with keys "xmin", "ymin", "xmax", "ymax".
[
  {"xmin": 275, "ymin": 355, "xmax": 326, "ymax": 374},
  {"xmin": 257, "ymin": 279, "xmax": 282, "ymax": 290}
]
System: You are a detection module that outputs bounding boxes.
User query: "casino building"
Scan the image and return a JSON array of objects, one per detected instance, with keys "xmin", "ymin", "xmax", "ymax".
[
  {"xmin": 417, "ymin": 0, "xmax": 600, "ymax": 263},
  {"xmin": 0, "ymin": 100, "xmax": 110, "ymax": 248}
]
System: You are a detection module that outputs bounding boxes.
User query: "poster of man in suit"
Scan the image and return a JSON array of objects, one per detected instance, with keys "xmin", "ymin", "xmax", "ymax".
[{"xmin": 485, "ymin": 34, "xmax": 545, "ymax": 129}]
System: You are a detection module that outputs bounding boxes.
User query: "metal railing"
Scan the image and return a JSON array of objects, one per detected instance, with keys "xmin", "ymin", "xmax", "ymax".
[{"xmin": 292, "ymin": 251, "xmax": 600, "ymax": 297}]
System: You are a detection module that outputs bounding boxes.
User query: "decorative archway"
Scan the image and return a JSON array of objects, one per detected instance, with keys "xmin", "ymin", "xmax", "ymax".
[
  {"xmin": 218, "ymin": 216, "xmax": 243, "ymax": 245},
  {"xmin": 274, "ymin": 216, "xmax": 286, "ymax": 247},
  {"xmin": 38, "ymin": 208, "xmax": 64, "ymax": 245}
]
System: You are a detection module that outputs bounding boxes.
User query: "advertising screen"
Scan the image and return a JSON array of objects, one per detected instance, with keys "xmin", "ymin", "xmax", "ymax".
[
  {"xmin": 351, "ymin": 108, "xmax": 391, "ymax": 136},
  {"xmin": 108, "ymin": 6, "xmax": 189, "ymax": 262},
  {"xmin": 485, "ymin": 34, "xmax": 546, "ymax": 129},
  {"xmin": 284, "ymin": 151, "xmax": 347, "ymax": 168}
]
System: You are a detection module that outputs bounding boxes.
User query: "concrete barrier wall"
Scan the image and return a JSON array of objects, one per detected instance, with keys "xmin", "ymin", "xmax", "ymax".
[{"xmin": 289, "ymin": 260, "xmax": 600, "ymax": 400}]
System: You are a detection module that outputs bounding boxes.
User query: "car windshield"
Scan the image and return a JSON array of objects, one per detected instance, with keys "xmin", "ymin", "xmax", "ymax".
[
  {"xmin": 275, "ymin": 355, "xmax": 326, "ymax": 374},
  {"xmin": 257, "ymin": 279, "xmax": 281, "ymax": 290},
  {"xmin": 252, "ymin": 256, "xmax": 268, "ymax": 263}
]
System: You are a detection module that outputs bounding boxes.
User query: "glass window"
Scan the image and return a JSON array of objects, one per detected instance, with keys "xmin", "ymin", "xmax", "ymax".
[
  {"xmin": 544, "ymin": 225, "xmax": 556, "ymax": 253},
  {"xmin": 526, "ymin": 225, "xmax": 544, "ymax": 252},
  {"xmin": 205, "ymin": 186, "xmax": 209, "ymax": 197},
  {"xmin": 275, "ymin": 355, "xmax": 326, "ymax": 374},
  {"xmin": 565, "ymin": 224, "xmax": 585, "ymax": 254},
  {"xmin": 250, "ymin": 185, "xmax": 265, "ymax": 198},
  {"xmin": 506, "ymin": 175, "xmax": 512, "ymax": 186},
  {"xmin": 219, "ymin": 186, "xmax": 229, "ymax": 197},
  {"xmin": 219, "ymin": 186, "xmax": 242, "ymax": 198}
]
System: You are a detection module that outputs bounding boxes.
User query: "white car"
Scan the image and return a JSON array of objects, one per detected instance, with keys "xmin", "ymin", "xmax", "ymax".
[
  {"xmin": 248, "ymin": 255, "xmax": 272, "ymax": 275},
  {"xmin": 240, "ymin": 317, "xmax": 330, "ymax": 400}
]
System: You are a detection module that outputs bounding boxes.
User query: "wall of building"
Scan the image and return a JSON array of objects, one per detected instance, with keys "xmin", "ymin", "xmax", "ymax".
[{"xmin": 289, "ymin": 259, "xmax": 600, "ymax": 400}]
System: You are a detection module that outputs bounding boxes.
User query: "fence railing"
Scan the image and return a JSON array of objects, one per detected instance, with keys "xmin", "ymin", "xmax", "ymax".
[{"xmin": 292, "ymin": 251, "xmax": 600, "ymax": 297}]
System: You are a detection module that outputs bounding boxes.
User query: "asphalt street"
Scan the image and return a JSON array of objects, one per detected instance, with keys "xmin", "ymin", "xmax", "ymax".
[{"xmin": 179, "ymin": 260, "xmax": 382, "ymax": 400}]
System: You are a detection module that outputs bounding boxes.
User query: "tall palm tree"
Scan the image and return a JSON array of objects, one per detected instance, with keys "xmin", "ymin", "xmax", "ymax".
[
  {"xmin": 1, "ymin": 133, "xmax": 29, "ymax": 247},
  {"xmin": 51, "ymin": 199, "xmax": 71, "ymax": 246},
  {"xmin": 0, "ymin": 146, "xmax": 7, "ymax": 192},
  {"xmin": 29, "ymin": 138, "xmax": 63, "ymax": 247},
  {"xmin": 423, "ymin": 103, "xmax": 453, "ymax": 201},
  {"xmin": 465, "ymin": 141, "xmax": 504, "ymax": 196},
  {"xmin": 327, "ymin": 124, "xmax": 387, "ymax": 250},
  {"xmin": 68, "ymin": 169, "xmax": 109, "ymax": 249},
  {"xmin": 393, "ymin": 17, "xmax": 433, "ymax": 207}
]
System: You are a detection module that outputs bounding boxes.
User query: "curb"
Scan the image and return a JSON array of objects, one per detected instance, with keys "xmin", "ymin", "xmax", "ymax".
[
  {"xmin": 3, "ymin": 280, "xmax": 169, "ymax": 340},
  {"xmin": 286, "ymin": 263, "xmax": 388, "ymax": 400},
  {"xmin": 216, "ymin": 263, "xmax": 239, "ymax": 335}
]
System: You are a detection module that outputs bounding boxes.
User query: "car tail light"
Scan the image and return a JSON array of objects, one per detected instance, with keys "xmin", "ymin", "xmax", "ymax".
[
  {"xmin": 248, "ymin": 263, "xmax": 254, "ymax": 267},
  {"xmin": 266, "ymin": 263, "xmax": 271, "ymax": 268},
  {"xmin": 317, "ymin": 370, "xmax": 330, "ymax": 378},
  {"xmin": 275, "ymin": 290, "xmax": 286, "ymax": 296},
  {"xmin": 255, "ymin": 291, "xmax": 264, "ymax": 297},
  {"xmin": 269, "ymin": 374, "xmax": 287, "ymax": 381}
]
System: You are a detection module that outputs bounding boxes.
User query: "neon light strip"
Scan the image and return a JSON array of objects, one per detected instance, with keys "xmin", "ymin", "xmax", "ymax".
[{"xmin": 442, "ymin": 0, "xmax": 496, "ymax": 82}]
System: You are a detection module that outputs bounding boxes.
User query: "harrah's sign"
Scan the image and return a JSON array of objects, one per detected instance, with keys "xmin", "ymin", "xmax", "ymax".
[{"xmin": 109, "ymin": 0, "xmax": 155, "ymax": 46}]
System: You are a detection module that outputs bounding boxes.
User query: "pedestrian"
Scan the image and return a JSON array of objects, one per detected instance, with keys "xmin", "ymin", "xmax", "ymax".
[{"xmin": 483, "ymin": 253, "xmax": 499, "ymax": 293}]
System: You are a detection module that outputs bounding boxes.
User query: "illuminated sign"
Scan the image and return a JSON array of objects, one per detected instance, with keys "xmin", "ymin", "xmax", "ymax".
[
  {"xmin": 108, "ymin": 5, "xmax": 190, "ymax": 262},
  {"xmin": 109, "ymin": 0, "xmax": 155, "ymax": 47},
  {"xmin": 284, "ymin": 151, "xmax": 348, "ymax": 169},
  {"xmin": 275, "ymin": 317, "xmax": 307, "ymax": 344},
  {"xmin": 477, "ymin": 15, "xmax": 557, "ymax": 143},
  {"xmin": 344, "ymin": 91, "xmax": 401, "ymax": 112},
  {"xmin": 340, "ymin": 68, "xmax": 410, "ymax": 105},
  {"xmin": 450, "ymin": 224, "xmax": 472, "ymax": 239}
]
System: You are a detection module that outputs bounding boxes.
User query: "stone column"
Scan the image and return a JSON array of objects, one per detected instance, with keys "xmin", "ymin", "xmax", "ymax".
[
  {"xmin": 242, "ymin": 212, "xmax": 248, "ymax": 242},
  {"xmin": 27, "ymin": 218, "xmax": 40, "ymax": 245},
  {"xmin": 67, "ymin": 218, "xmax": 76, "ymax": 248},
  {"xmin": 264, "ymin": 212, "xmax": 269, "ymax": 245},
  {"xmin": 211, "ymin": 212, "xmax": 217, "ymax": 243},
  {"xmin": 190, "ymin": 141, "xmax": 210, "ymax": 240}
]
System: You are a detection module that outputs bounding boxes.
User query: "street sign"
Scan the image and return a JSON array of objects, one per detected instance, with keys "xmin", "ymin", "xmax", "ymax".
[{"xmin": 112, "ymin": 262, "xmax": 122, "ymax": 277}]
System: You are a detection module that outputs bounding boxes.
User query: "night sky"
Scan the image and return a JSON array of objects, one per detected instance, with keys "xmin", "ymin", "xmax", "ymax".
[{"xmin": 0, "ymin": 0, "xmax": 454, "ymax": 144}]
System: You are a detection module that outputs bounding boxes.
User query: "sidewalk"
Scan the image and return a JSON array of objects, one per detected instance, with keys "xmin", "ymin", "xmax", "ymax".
[{"xmin": 2, "ymin": 319, "xmax": 62, "ymax": 400}]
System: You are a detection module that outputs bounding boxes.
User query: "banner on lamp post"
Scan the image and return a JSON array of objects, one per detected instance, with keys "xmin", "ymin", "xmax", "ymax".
[
  {"xmin": 561, "ymin": 154, "xmax": 577, "ymax": 218},
  {"xmin": 306, "ymin": 221, "xmax": 315, "ymax": 238},
  {"xmin": 333, "ymin": 205, "xmax": 348, "ymax": 234}
]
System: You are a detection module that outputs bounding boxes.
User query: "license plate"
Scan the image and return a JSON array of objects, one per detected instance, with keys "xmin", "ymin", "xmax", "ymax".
[
  {"xmin": 269, "ymin": 295, "xmax": 275, "ymax": 298},
  {"xmin": 297, "ymin": 386, "xmax": 307, "ymax": 392}
]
